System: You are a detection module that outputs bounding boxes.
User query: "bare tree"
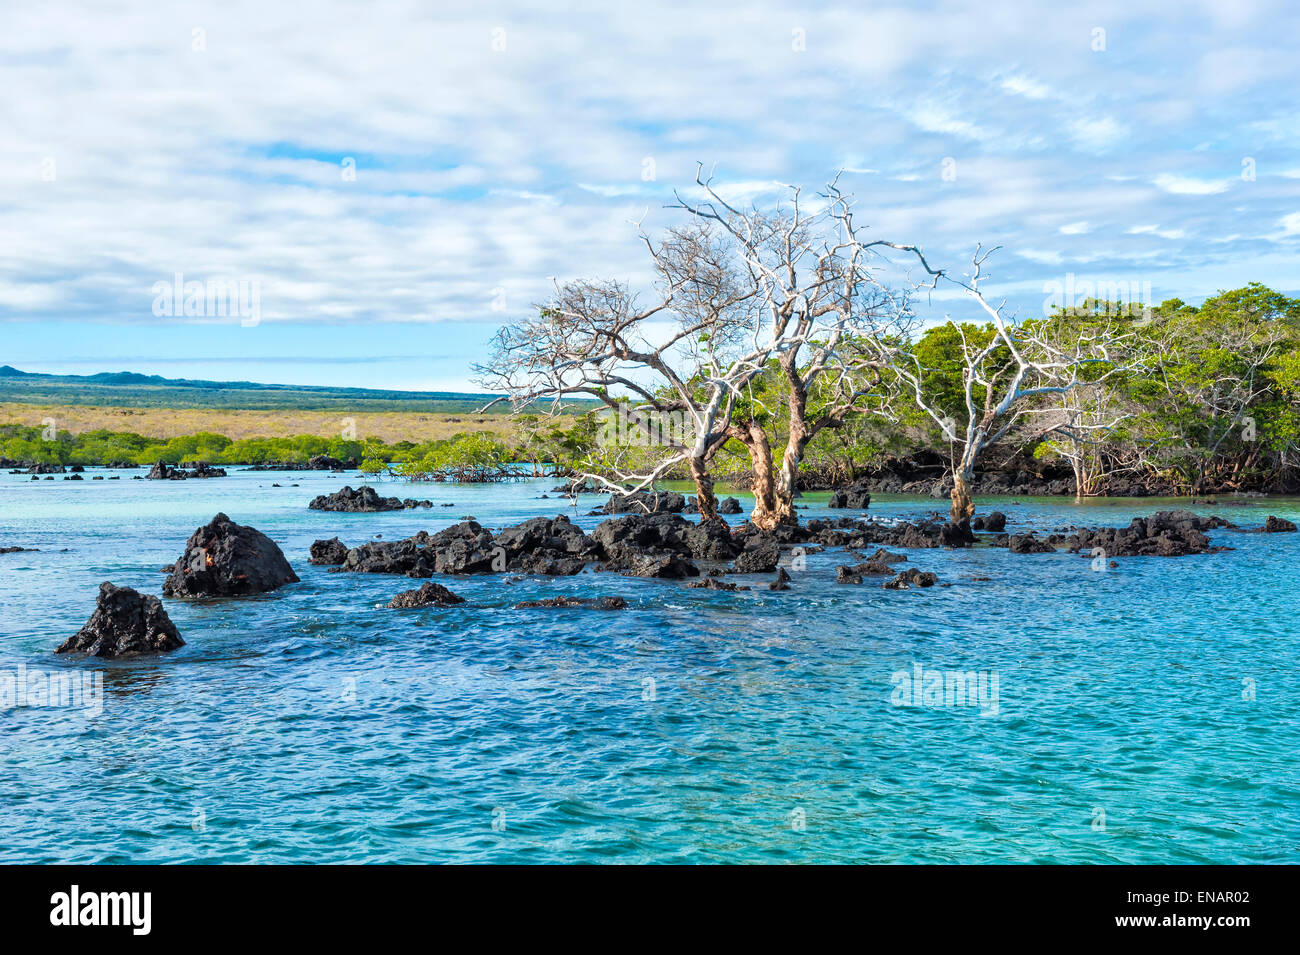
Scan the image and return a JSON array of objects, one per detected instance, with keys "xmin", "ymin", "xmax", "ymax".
[
  {"xmin": 475, "ymin": 220, "xmax": 770, "ymax": 521},
  {"xmin": 888, "ymin": 247, "xmax": 1138, "ymax": 525},
  {"xmin": 671, "ymin": 169, "xmax": 938, "ymax": 528},
  {"xmin": 1036, "ymin": 385, "xmax": 1130, "ymax": 498}
]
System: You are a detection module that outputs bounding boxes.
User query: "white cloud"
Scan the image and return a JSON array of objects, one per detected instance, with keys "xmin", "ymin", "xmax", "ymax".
[
  {"xmin": 907, "ymin": 106, "xmax": 990, "ymax": 141},
  {"xmin": 577, "ymin": 183, "xmax": 644, "ymax": 198},
  {"xmin": 1016, "ymin": 248, "xmax": 1064, "ymax": 265},
  {"xmin": 1127, "ymin": 225, "xmax": 1187, "ymax": 239},
  {"xmin": 1152, "ymin": 174, "xmax": 1232, "ymax": 195},
  {"xmin": 0, "ymin": 0, "xmax": 1295, "ymax": 339},
  {"xmin": 1068, "ymin": 116, "xmax": 1128, "ymax": 151},
  {"xmin": 1000, "ymin": 75, "xmax": 1051, "ymax": 100}
]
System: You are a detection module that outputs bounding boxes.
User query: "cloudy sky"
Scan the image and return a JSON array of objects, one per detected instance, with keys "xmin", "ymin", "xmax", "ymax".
[{"xmin": 4, "ymin": 0, "xmax": 1298, "ymax": 391}]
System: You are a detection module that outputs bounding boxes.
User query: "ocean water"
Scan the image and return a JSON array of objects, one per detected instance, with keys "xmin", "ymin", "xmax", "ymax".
[{"xmin": 0, "ymin": 468, "xmax": 1296, "ymax": 864}]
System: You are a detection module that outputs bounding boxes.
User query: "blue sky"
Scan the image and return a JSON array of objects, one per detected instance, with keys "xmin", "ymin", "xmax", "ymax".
[{"xmin": 3, "ymin": 0, "xmax": 1298, "ymax": 391}]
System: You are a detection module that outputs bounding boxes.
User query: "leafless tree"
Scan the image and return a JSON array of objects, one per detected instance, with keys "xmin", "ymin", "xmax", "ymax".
[
  {"xmin": 474, "ymin": 219, "xmax": 771, "ymax": 521},
  {"xmin": 888, "ymin": 247, "xmax": 1138, "ymax": 525},
  {"xmin": 670, "ymin": 168, "xmax": 939, "ymax": 528}
]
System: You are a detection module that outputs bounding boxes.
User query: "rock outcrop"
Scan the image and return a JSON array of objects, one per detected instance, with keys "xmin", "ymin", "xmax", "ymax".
[
  {"xmin": 973, "ymin": 511, "xmax": 1007, "ymax": 532},
  {"xmin": 162, "ymin": 513, "xmax": 300, "ymax": 597},
  {"xmin": 56, "ymin": 583, "xmax": 185, "ymax": 657},
  {"xmin": 827, "ymin": 480, "xmax": 872, "ymax": 510},
  {"xmin": 732, "ymin": 537, "xmax": 780, "ymax": 574},
  {"xmin": 146, "ymin": 460, "xmax": 227, "ymax": 480},
  {"xmin": 309, "ymin": 537, "xmax": 350, "ymax": 565},
  {"xmin": 1065, "ymin": 510, "xmax": 1232, "ymax": 558},
  {"xmin": 882, "ymin": 568, "xmax": 939, "ymax": 590},
  {"xmin": 333, "ymin": 520, "xmax": 498, "ymax": 577},
  {"xmin": 600, "ymin": 490, "xmax": 687, "ymax": 514},
  {"xmin": 685, "ymin": 496, "xmax": 743, "ymax": 515},
  {"xmin": 308, "ymin": 486, "xmax": 431, "ymax": 512},
  {"xmin": 494, "ymin": 515, "xmax": 598, "ymax": 575},
  {"xmin": 1008, "ymin": 532, "xmax": 1057, "ymax": 554}
]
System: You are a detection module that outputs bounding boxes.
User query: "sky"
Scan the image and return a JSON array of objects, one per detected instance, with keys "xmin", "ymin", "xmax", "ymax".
[{"xmin": 3, "ymin": 0, "xmax": 1298, "ymax": 391}]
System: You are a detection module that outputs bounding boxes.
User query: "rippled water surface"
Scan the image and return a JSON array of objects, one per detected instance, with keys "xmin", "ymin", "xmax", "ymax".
[{"xmin": 1, "ymin": 468, "xmax": 1297, "ymax": 863}]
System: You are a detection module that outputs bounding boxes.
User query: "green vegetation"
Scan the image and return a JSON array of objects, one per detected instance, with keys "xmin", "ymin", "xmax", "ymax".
[
  {"xmin": 6, "ymin": 285, "xmax": 1297, "ymax": 497},
  {"xmin": 545, "ymin": 284, "xmax": 1300, "ymax": 497},
  {"xmin": 0, "ymin": 425, "xmax": 519, "ymax": 477}
]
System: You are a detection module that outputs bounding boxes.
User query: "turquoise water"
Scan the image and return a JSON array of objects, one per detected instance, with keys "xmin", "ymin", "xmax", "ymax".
[{"xmin": 1, "ymin": 468, "xmax": 1297, "ymax": 863}]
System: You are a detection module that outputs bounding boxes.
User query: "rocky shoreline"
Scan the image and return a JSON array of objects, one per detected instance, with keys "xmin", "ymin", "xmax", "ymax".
[
  {"xmin": 33, "ymin": 475, "xmax": 1296, "ymax": 659},
  {"xmin": 719, "ymin": 449, "xmax": 1300, "ymax": 498}
]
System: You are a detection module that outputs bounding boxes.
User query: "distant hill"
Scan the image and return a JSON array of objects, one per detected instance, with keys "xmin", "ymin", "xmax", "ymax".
[{"xmin": 0, "ymin": 365, "xmax": 566, "ymax": 413}]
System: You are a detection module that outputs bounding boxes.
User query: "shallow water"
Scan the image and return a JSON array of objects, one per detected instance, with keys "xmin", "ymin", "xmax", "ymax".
[{"xmin": 1, "ymin": 468, "xmax": 1297, "ymax": 863}]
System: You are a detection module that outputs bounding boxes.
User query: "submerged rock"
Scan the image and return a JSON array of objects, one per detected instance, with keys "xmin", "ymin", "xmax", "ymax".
[
  {"xmin": 1263, "ymin": 515, "xmax": 1298, "ymax": 533},
  {"xmin": 387, "ymin": 581, "xmax": 465, "ymax": 608},
  {"xmin": 56, "ymin": 582, "xmax": 184, "ymax": 657},
  {"xmin": 514, "ymin": 595, "xmax": 627, "ymax": 610},
  {"xmin": 1008, "ymin": 532, "xmax": 1057, "ymax": 554},
  {"xmin": 882, "ymin": 568, "xmax": 939, "ymax": 590},
  {"xmin": 162, "ymin": 513, "xmax": 300, "ymax": 597},
  {"xmin": 688, "ymin": 577, "xmax": 750, "ymax": 591},
  {"xmin": 836, "ymin": 560, "xmax": 897, "ymax": 584}
]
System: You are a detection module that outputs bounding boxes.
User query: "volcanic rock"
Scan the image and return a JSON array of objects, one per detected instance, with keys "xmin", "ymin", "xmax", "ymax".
[
  {"xmin": 56, "ymin": 582, "xmax": 184, "ymax": 657},
  {"xmin": 882, "ymin": 568, "xmax": 939, "ymax": 590},
  {"xmin": 601, "ymin": 490, "xmax": 687, "ymax": 514},
  {"xmin": 309, "ymin": 485, "xmax": 429, "ymax": 512},
  {"xmin": 514, "ymin": 595, "xmax": 627, "ymax": 610},
  {"xmin": 162, "ymin": 513, "xmax": 300, "ymax": 597},
  {"xmin": 827, "ymin": 479, "xmax": 872, "ymax": 510},
  {"xmin": 309, "ymin": 537, "xmax": 350, "ymax": 565},
  {"xmin": 387, "ymin": 582, "xmax": 465, "ymax": 608}
]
